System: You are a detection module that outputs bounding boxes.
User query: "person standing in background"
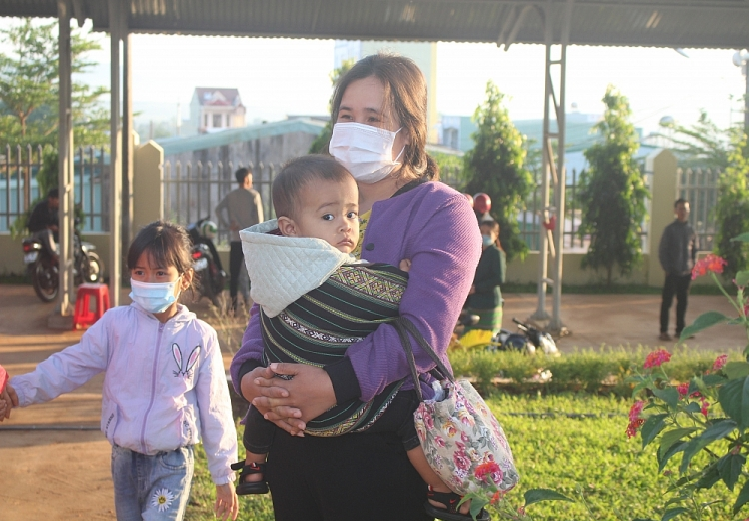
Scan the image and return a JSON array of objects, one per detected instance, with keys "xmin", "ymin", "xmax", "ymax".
[
  {"xmin": 460, "ymin": 219, "xmax": 506, "ymax": 346},
  {"xmin": 216, "ymin": 167, "xmax": 264, "ymax": 312},
  {"xmin": 658, "ymin": 198, "xmax": 697, "ymax": 341}
]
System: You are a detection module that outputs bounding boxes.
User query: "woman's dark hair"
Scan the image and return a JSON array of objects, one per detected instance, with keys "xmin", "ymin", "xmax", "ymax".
[
  {"xmin": 127, "ymin": 221, "xmax": 196, "ymax": 294},
  {"xmin": 480, "ymin": 220, "xmax": 503, "ymax": 251},
  {"xmin": 330, "ymin": 52, "xmax": 438, "ymax": 183},
  {"xmin": 273, "ymin": 155, "xmax": 354, "ymax": 219}
]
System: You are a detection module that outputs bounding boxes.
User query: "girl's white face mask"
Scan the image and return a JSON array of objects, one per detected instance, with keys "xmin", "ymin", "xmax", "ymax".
[
  {"xmin": 329, "ymin": 122, "xmax": 405, "ymax": 184},
  {"xmin": 129, "ymin": 278, "xmax": 181, "ymax": 314}
]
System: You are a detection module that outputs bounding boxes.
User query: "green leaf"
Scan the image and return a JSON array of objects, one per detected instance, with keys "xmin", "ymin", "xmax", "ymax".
[
  {"xmin": 523, "ymin": 488, "xmax": 575, "ymax": 506},
  {"xmin": 652, "ymin": 387, "xmax": 679, "ymax": 410},
  {"xmin": 661, "ymin": 507, "xmax": 689, "ymax": 521},
  {"xmin": 723, "ymin": 361, "xmax": 749, "ymax": 380},
  {"xmin": 733, "ymin": 479, "xmax": 748, "ymax": 515},
  {"xmin": 631, "ymin": 377, "xmax": 652, "ymax": 398},
  {"xmin": 680, "ymin": 312, "xmax": 730, "ymax": 340},
  {"xmin": 717, "ymin": 451, "xmax": 746, "ymax": 491},
  {"xmin": 695, "ymin": 463, "xmax": 721, "ymax": 490},
  {"xmin": 659, "ymin": 427, "xmax": 697, "ymax": 455},
  {"xmin": 683, "ymin": 402, "xmax": 701, "ymax": 414},
  {"xmin": 469, "ymin": 496, "xmax": 489, "ymax": 520},
  {"xmin": 701, "ymin": 373, "xmax": 725, "ymax": 387},
  {"xmin": 658, "ymin": 441, "xmax": 688, "ymax": 473},
  {"xmin": 719, "ymin": 376, "xmax": 749, "ymax": 430},
  {"xmin": 699, "ymin": 419, "xmax": 738, "ymax": 442},
  {"xmin": 680, "ymin": 437, "xmax": 711, "ymax": 474},
  {"xmin": 735, "ymin": 270, "xmax": 748, "ymax": 287},
  {"xmin": 730, "ymin": 232, "xmax": 748, "ymax": 243},
  {"xmin": 641, "ymin": 414, "xmax": 669, "ymax": 448}
]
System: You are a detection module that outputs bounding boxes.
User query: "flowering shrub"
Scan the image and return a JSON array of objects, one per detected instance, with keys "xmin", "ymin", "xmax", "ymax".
[{"xmin": 627, "ymin": 238, "xmax": 749, "ymax": 520}]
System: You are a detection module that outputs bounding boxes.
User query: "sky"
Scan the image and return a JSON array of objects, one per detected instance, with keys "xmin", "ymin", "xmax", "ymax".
[{"xmin": 2, "ymin": 18, "xmax": 748, "ymax": 138}]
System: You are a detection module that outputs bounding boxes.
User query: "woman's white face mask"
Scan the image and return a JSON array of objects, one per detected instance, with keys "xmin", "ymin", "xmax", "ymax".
[{"xmin": 329, "ymin": 122, "xmax": 405, "ymax": 184}]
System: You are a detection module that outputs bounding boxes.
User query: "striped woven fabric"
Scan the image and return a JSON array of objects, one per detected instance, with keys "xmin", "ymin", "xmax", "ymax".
[{"xmin": 261, "ymin": 263, "xmax": 408, "ymax": 437}]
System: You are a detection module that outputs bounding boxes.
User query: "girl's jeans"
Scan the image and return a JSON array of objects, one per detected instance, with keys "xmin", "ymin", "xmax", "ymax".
[{"xmin": 111, "ymin": 444, "xmax": 194, "ymax": 521}]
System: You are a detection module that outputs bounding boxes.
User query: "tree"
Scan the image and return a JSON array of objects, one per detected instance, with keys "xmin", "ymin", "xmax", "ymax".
[
  {"xmin": 660, "ymin": 110, "xmax": 730, "ymax": 169},
  {"xmin": 714, "ymin": 126, "xmax": 749, "ymax": 276},
  {"xmin": 308, "ymin": 58, "xmax": 355, "ymax": 154},
  {"xmin": 0, "ymin": 18, "xmax": 109, "ymax": 149},
  {"xmin": 462, "ymin": 81, "xmax": 534, "ymax": 261},
  {"xmin": 577, "ymin": 85, "xmax": 649, "ymax": 284}
]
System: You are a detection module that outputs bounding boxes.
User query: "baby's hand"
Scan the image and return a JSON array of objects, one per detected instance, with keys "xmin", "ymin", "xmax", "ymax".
[
  {"xmin": 399, "ymin": 258, "xmax": 412, "ymax": 272},
  {"xmin": 214, "ymin": 481, "xmax": 238, "ymax": 521}
]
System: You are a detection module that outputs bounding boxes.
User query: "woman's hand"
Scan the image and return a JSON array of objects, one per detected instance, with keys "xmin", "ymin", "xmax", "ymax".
[
  {"xmin": 240, "ymin": 365, "xmax": 305, "ymax": 435},
  {"xmin": 252, "ymin": 363, "xmax": 336, "ymax": 432},
  {"xmin": 214, "ymin": 482, "xmax": 239, "ymax": 521}
]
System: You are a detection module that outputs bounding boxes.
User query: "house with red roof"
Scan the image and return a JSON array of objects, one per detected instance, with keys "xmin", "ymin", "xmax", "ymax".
[{"xmin": 189, "ymin": 87, "xmax": 246, "ymax": 134}]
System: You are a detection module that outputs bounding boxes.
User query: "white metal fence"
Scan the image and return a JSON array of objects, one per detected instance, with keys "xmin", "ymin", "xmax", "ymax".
[{"xmin": 0, "ymin": 145, "xmax": 109, "ymax": 233}]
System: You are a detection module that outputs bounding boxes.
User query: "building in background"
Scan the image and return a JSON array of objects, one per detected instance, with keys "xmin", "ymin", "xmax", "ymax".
[
  {"xmin": 334, "ymin": 41, "xmax": 438, "ymax": 143},
  {"xmin": 185, "ymin": 87, "xmax": 246, "ymax": 135}
]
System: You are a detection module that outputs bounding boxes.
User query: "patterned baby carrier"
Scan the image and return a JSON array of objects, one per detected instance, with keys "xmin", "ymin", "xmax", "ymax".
[{"xmin": 261, "ymin": 263, "xmax": 408, "ymax": 436}]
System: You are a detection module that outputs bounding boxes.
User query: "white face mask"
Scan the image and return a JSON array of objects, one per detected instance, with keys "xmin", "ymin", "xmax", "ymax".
[
  {"xmin": 130, "ymin": 278, "xmax": 181, "ymax": 314},
  {"xmin": 329, "ymin": 122, "xmax": 405, "ymax": 184}
]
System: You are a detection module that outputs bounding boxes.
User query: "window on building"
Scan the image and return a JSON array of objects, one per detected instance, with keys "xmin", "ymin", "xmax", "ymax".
[
  {"xmin": 204, "ymin": 114, "xmax": 209, "ymax": 128},
  {"xmin": 444, "ymin": 128, "xmax": 459, "ymax": 150},
  {"xmin": 213, "ymin": 114, "xmax": 223, "ymax": 128}
]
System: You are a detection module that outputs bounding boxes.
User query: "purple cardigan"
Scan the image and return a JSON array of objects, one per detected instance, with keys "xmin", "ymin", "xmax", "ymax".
[{"xmin": 230, "ymin": 181, "xmax": 481, "ymax": 405}]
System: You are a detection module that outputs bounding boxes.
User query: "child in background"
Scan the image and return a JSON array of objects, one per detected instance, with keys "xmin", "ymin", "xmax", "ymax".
[
  {"xmin": 234, "ymin": 155, "xmax": 484, "ymax": 521},
  {"xmin": 2, "ymin": 221, "xmax": 239, "ymax": 521}
]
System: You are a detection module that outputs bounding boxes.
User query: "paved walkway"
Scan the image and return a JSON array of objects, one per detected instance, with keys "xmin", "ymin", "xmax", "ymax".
[{"xmin": 0, "ymin": 283, "xmax": 745, "ymax": 518}]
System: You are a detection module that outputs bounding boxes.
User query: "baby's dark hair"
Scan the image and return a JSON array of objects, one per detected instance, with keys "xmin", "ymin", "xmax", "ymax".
[
  {"xmin": 128, "ymin": 221, "xmax": 194, "ymax": 278},
  {"xmin": 273, "ymin": 155, "xmax": 353, "ymax": 220}
]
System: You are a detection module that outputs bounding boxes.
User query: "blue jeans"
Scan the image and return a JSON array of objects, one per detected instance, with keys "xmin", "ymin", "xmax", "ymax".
[{"xmin": 111, "ymin": 444, "xmax": 194, "ymax": 521}]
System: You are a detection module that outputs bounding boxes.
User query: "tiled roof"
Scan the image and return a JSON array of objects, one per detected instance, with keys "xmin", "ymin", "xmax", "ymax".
[
  {"xmin": 1, "ymin": 0, "xmax": 746, "ymax": 50},
  {"xmin": 194, "ymin": 88, "xmax": 242, "ymax": 107}
]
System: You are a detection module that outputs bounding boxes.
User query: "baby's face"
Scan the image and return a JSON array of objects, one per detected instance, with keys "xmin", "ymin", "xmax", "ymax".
[{"xmin": 291, "ymin": 176, "xmax": 359, "ymax": 254}]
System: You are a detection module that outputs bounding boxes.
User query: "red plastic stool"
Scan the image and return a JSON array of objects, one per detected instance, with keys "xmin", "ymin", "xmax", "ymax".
[{"xmin": 73, "ymin": 283, "xmax": 111, "ymax": 330}]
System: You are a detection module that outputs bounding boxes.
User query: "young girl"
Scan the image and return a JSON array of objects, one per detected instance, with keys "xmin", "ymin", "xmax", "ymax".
[{"xmin": 4, "ymin": 221, "xmax": 239, "ymax": 521}]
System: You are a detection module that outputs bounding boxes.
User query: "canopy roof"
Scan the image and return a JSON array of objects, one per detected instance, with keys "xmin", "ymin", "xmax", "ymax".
[{"xmin": 2, "ymin": 0, "xmax": 747, "ymax": 49}]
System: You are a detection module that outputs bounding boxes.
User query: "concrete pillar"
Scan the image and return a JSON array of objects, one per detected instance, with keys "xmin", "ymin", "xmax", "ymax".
[
  {"xmin": 122, "ymin": 31, "xmax": 134, "ymax": 278},
  {"xmin": 56, "ymin": 1, "xmax": 74, "ymax": 320},
  {"xmin": 647, "ymin": 149, "xmax": 678, "ymax": 287},
  {"xmin": 109, "ymin": 0, "xmax": 123, "ymax": 306},
  {"xmin": 133, "ymin": 141, "xmax": 165, "ymax": 234}
]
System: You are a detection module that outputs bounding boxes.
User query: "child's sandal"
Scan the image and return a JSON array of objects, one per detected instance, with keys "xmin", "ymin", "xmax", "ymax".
[
  {"xmin": 424, "ymin": 486, "xmax": 490, "ymax": 521},
  {"xmin": 230, "ymin": 461, "xmax": 269, "ymax": 495}
]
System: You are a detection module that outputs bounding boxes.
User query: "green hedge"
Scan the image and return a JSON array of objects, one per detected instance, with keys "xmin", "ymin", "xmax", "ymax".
[{"xmin": 448, "ymin": 345, "xmax": 745, "ymax": 397}]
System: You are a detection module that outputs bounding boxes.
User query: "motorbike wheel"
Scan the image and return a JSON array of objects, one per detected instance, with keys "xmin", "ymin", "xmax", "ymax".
[
  {"xmin": 32, "ymin": 260, "xmax": 59, "ymax": 303},
  {"xmin": 83, "ymin": 252, "xmax": 103, "ymax": 283}
]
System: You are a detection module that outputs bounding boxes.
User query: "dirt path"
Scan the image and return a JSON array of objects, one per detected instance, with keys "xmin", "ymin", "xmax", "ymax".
[{"xmin": 0, "ymin": 283, "xmax": 745, "ymax": 519}]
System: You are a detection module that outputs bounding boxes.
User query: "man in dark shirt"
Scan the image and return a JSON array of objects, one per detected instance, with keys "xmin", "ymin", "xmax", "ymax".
[
  {"xmin": 658, "ymin": 198, "xmax": 697, "ymax": 341},
  {"xmin": 27, "ymin": 188, "xmax": 60, "ymax": 261}
]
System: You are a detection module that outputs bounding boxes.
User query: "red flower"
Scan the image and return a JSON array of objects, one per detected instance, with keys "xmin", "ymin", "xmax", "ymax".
[
  {"xmin": 627, "ymin": 401, "xmax": 645, "ymax": 439},
  {"xmin": 517, "ymin": 505, "xmax": 526, "ymax": 516},
  {"xmin": 627, "ymin": 418, "xmax": 645, "ymax": 439},
  {"xmin": 677, "ymin": 382, "xmax": 689, "ymax": 398},
  {"xmin": 474, "ymin": 461, "xmax": 501, "ymax": 481},
  {"xmin": 490, "ymin": 491, "xmax": 501, "ymax": 505},
  {"xmin": 712, "ymin": 354, "xmax": 728, "ymax": 372},
  {"xmin": 700, "ymin": 397, "xmax": 710, "ymax": 418},
  {"xmin": 453, "ymin": 450, "xmax": 472, "ymax": 472},
  {"xmin": 644, "ymin": 349, "xmax": 672, "ymax": 369},
  {"xmin": 692, "ymin": 254, "xmax": 728, "ymax": 280}
]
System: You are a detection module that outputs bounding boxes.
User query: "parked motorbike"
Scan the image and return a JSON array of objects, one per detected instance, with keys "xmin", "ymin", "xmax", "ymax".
[
  {"xmin": 455, "ymin": 311, "xmax": 559, "ymax": 356},
  {"xmin": 187, "ymin": 217, "xmax": 226, "ymax": 308},
  {"xmin": 22, "ymin": 225, "xmax": 102, "ymax": 303},
  {"xmin": 494, "ymin": 318, "xmax": 560, "ymax": 356}
]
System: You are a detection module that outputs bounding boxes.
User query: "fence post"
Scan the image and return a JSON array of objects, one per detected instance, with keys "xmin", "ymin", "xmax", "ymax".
[
  {"xmin": 133, "ymin": 140, "xmax": 164, "ymax": 233},
  {"xmin": 647, "ymin": 148, "xmax": 678, "ymax": 287}
]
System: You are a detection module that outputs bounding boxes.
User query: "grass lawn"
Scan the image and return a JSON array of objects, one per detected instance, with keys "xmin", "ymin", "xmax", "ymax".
[{"xmin": 185, "ymin": 393, "xmax": 742, "ymax": 521}]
